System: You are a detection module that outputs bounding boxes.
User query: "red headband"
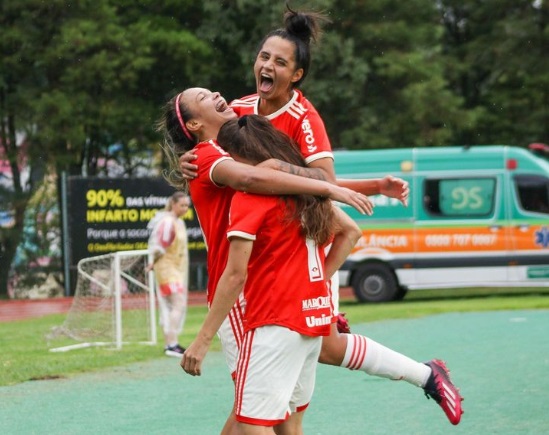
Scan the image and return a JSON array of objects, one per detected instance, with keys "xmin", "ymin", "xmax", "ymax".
[{"xmin": 175, "ymin": 93, "xmax": 193, "ymax": 141}]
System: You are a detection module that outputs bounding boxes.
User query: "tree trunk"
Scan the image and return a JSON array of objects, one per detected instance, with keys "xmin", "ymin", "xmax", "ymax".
[{"xmin": 0, "ymin": 214, "xmax": 25, "ymax": 298}]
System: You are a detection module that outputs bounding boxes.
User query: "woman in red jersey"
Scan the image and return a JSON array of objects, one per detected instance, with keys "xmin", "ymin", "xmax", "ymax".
[
  {"xmin": 158, "ymin": 87, "xmax": 366, "ymax": 434},
  {"xmin": 177, "ymin": 5, "xmax": 463, "ymax": 427},
  {"xmin": 182, "ymin": 115, "xmax": 361, "ymax": 434}
]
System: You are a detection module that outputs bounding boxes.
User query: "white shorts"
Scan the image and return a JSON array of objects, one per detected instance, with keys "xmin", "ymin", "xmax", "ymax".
[
  {"xmin": 234, "ymin": 325, "xmax": 322, "ymax": 426},
  {"xmin": 217, "ymin": 293, "xmax": 246, "ymax": 376},
  {"xmin": 217, "ymin": 276, "xmax": 338, "ymax": 377}
]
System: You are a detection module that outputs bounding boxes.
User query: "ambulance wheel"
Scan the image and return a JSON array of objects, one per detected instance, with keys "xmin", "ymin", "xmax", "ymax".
[{"xmin": 351, "ymin": 263, "xmax": 399, "ymax": 302}]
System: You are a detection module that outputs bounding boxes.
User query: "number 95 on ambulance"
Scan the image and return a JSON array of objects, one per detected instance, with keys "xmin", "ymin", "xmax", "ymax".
[{"xmin": 334, "ymin": 144, "xmax": 549, "ymax": 303}]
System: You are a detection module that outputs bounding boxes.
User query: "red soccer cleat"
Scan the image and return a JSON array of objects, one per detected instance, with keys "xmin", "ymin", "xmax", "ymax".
[{"xmin": 423, "ymin": 359, "xmax": 464, "ymax": 425}]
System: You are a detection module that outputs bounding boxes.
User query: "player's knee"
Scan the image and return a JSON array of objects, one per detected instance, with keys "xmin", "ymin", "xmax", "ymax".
[{"xmin": 318, "ymin": 333, "xmax": 346, "ymax": 366}]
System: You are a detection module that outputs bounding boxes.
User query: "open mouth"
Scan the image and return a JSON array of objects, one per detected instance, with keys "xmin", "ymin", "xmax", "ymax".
[
  {"xmin": 216, "ymin": 100, "xmax": 228, "ymax": 112},
  {"xmin": 259, "ymin": 73, "xmax": 274, "ymax": 93}
]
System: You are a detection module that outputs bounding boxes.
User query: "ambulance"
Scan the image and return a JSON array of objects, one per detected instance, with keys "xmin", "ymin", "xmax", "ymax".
[{"xmin": 335, "ymin": 144, "xmax": 549, "ymax": 302}]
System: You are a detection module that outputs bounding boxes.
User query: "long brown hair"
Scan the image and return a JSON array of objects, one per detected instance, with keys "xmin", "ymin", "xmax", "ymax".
[{"xmin": 218, "ymin": 115, "xmax": 334, "ymax": 246}]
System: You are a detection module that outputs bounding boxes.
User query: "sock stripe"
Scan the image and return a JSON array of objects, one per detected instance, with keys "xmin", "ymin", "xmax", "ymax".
[{"xmin": 347, "ymin": 334, "xmax": 367, "ymax": 370}]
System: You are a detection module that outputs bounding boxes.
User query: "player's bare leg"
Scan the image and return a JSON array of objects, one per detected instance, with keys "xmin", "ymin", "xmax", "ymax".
[
  {"xmin": 236, "ymin": 422, "xmax": 275, "ymax": 434},
  {"xmin": 274, "ymin": 410, "xmax": 304, "ymax": 435},
  {"xmin": 220, "ymin": 410, "xmax": 238, "ymax": 435},
  {"xmin": 318, "ymin": 323, "xmax": 347, "ymax": 365}
]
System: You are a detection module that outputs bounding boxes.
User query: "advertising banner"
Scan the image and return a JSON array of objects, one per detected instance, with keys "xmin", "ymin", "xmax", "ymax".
[{"xmin": 65, "ymin": 176, "xmax": 206, "ymax": 291}]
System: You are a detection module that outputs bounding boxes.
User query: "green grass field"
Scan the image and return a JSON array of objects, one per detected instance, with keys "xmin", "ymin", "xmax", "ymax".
[{"xmin": 1, "ymin": 287, "xmax": 548, "ymax": 387}]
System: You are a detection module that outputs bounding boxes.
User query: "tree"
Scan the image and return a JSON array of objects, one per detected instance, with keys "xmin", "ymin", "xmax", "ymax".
[
  {"xmin": 0, "ymin": 0, "xmax": 212, "ymax": 297},
  {"xmin": 439, "ymin": 0, "xmax": 549, "ymax": 145},
  {"xmin": 308, "ymin": 0, "xmax": 477, "ymax": 150}
]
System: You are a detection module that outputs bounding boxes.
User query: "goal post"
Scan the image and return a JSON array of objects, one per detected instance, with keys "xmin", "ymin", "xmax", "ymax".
[{"xmin": 48, "ymin": 250, "xmax": 157, "ymax": 352}]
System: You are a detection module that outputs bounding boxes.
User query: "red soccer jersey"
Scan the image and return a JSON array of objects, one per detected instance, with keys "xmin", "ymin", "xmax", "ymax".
[
  {"xmin": 230, "ymin": 90, "xmax": 334, "ymax": 165},
  {"xmin": 227, "ymin": 192, "xmax": 332, "ymax": 337},
  {"xmin": 188, "ymin": 140, "xmax": 235, "ymax": 305}
]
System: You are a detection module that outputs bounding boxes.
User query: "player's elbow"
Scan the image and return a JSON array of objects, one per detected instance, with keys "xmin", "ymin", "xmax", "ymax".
[
  {"xmin": 339, "ymin": 223, "xmax": 361, "ymax": 248},
  {"xmin": 349, "ymin": 225, "xmax": 362, "ymax": 245},
  {"xmin": 226, "ymin": 271, "xmax": 247, "ymax": 296},
  {"xmin": 226, "ymin": 266, "xmax": 247, "ymax": 287}
]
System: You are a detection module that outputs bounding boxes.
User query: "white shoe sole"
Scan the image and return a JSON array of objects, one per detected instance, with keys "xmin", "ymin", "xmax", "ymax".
[{"xmin": 165, "ymin": 350, "xmax": 184, "ymax": 357}]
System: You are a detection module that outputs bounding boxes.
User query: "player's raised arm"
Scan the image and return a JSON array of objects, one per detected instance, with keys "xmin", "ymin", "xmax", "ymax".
[
  {"xmin": 337, "ymin": 175, "xmax": 410, "ymax": 206},
  {"xmin": 212, "ymin": 159, "xmax": 374, "ymax": 216}
]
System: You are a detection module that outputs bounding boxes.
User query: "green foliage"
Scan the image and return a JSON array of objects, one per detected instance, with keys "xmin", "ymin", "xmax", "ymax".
[
  {"xmin": 0, "ymin": 0, "xmax": 214, "ymax": 295},
  {"xmin": 439, "ymin": 0, "xmax": 549, "ymax": 145}
]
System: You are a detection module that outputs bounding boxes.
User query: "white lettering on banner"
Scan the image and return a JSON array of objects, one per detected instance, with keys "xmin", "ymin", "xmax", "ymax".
[
  {"xmin": 143, "ymin": 196, "xmax": 168, "ymax": 207},
  {"xmin": 126, "ymin": 228, "xmax": 150, "ymax": 238},
  {"xmin": 126, "ymin": 197, "xmax": 144, "ymax": 207},
  {"xmin": 86, "ymin": 228, "xmax": 119, "ymax": 240},
  {"xmin": 306, "ymin": 314, "xmax": 332, "ymax": 328},
  {"xmin": 302, "ymin": 296, "xmax": 331, "ymax": 311}
]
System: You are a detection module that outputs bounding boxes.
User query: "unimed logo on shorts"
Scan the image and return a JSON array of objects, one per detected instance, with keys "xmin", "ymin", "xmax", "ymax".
[{"xmin": 302, "ymin": 296, "xmax": 331, "ymax": 311}]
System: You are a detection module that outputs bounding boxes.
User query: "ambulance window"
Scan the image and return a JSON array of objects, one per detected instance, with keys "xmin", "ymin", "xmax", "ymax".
[
  {"xmin": 424, "ymin": 178, "xmax": 495, "ymax": 217},
  {"xmin": 514, "ymin": 175, "xmax": 549, "ymax": 214}
]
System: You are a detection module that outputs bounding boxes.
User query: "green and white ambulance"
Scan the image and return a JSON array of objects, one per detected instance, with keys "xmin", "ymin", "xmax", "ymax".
[{"xmin": 335, "ymin": 144, "xmax": 549, "ymax": 302}]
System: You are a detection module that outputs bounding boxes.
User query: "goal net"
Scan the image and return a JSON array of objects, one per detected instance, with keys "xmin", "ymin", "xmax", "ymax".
[{"xmin": 48, "ymin": 249, "xmax": 157, "ymax": 352}]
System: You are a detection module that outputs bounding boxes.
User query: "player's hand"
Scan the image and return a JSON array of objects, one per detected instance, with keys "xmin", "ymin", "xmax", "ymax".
[
  {"xmin": 179, "ymin": 151, "xmax": 198, "ymax": 179},
  {"xmin": 379, "ymin": 175, "xmax": 409, "ymax": 207},
  {"xmin": 329, "ymin": 186, "xmax": 374, "ymax": 216},
  {"xmin": 180, "ymin": 338, "xmax": 210, "ymax": 376}
]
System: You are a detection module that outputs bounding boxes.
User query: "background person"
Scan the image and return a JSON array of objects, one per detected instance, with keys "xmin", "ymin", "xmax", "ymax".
[{"xmin": 147, "ymin": 192, "xmax": 190, "ymax": 357}]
